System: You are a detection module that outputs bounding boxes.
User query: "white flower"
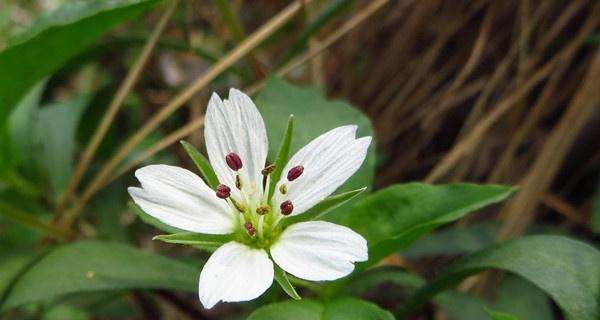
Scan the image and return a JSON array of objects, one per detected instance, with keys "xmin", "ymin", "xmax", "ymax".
[{"xmin": 128, "ymin": 89, "xmax": 371, "ymax": 309}]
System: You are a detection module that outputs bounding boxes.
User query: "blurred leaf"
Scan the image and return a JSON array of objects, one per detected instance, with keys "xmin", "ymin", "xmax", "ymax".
[
  {"xmin": 8, "ymin": 80, "xmax": 46, "ymax": 174},
  {"xmin": 402, "ymin": 223, "xmax": 500, "ymax": 259},
  {"xmin": 0, "ymin": 240, "xmax": 197, "ymax": 311},
  {"xmin": 484, "ymin": 308, "xmax": 519, "ymax": 320},
  {"xmin": 493, "ymin": 274, "xmax": 552, "ymax": 320},
  {"xmin": 341, "ymin": 183, "xmax": 515, "ymax": 268},
  {"xmin": 0, "ymin": 0, "xmax": 159, "ymax": 126},
  {"xmin": 0, "ymin": 252, "xmax": 42, "ymax": 302},
  {"xmin": 0, "ymin": 201, "xmax": 67, "ymax": 240},
  {"xmin": 248, "ymin": 298, "xmax": 394, "ymax": 320},
  {"xmin": 36, "ymin": 95, "xmax": 91, "ymax": 201},
  {"xmin": 397, "ymin": 235, "xmax": 600, "ymax": 320},
  {"xmin": 256, "ymin": 77, "xmax": 376, "ymax": 222}
]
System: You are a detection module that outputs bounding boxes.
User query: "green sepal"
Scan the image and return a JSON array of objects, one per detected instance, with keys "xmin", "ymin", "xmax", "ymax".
[
  {"xmin": 274, "ymin": 264, "xmax": 301, "ymax": 300},
  {"xmin": 282, "ymin": 187, "xmax": 366, "ymax": 227},
  {"xmin": 268, "ymin": 115, "xmax": 294, "ymax": 200},
  {"xmin": 180, "ymin": 140, "xmax": 219, "ymax": 189},
  {"xmin": 153, "ymin": 232, "xmax": 232, "ymax": 251}
]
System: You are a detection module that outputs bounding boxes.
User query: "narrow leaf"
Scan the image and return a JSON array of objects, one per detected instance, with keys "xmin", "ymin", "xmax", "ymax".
[
  {"xmin": 268, "ymin": 115, "xmax": 294, "ymax": 200},
  {"xmin": 0, "ymin": 201, "xmax": 67, "ymax": 240},
  {"xmin": 181, "ymin": 140, "xmax": 219, "ymax": 189},
  {"xmin": 153, "ymin": 232, "xmax": 231, "ymax": 250},
  {"xmin": 282, "ymin": 187, "xmax": 366, "ymax": 227},
  {"xmin": 274, "ymin": 265, "xmax": 301, "ymax": 300}
]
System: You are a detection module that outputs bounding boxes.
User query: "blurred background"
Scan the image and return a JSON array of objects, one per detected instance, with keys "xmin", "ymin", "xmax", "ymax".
[{"xmin": 1, "ymin": 0, "xmax": 599, "ymax": 319}]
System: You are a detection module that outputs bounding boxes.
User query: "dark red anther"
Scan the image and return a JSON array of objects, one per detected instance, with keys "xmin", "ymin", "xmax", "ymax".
[
  {"xmin": 216, "ymin": 184, "xmax": 231, "ymax": 199},
  {"xmin": 287, "ymin": 165, "xmax": 304, "ymax": 181},
  {"xmin": 244, "ymin": 222, "xmax": 256, "ymax": 236},
  {"xmin": 280, "ymin": 200, "xmax": 294, "ymax": 216},
  {"xmin": 225, "ymin": 153, "xmax": 243, "ymax": 171}
]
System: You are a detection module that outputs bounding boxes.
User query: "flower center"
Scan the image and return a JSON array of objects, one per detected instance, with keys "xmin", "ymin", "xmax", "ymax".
[{"xmin": 214, "ymin": 152, "xmax": 304, "ymax": 248}]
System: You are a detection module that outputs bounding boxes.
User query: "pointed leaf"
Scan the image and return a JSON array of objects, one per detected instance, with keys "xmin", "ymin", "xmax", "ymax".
[
  {"xmin": 268, "ymin": 115, "xmax": 294, "ymax": 200},
  {"xmin": 248, "ymin": 298, "xmax": 394, "ymax": 320},
  {"xmin": 282, "ymin": 187, "xmax": 366, "ymax": 227},
  {"xmin": 153, "ymin": 232, "xmax": 232, "ymax": 250},
  {"xmin": 274, "ymin": 264, "xmax": 301, "ymax": 300},
  {"xmin": 340, "ymin": 183, "xmax": 516, "ymax": 269},
  {"xmin": 181, "ymin": 140, "xmax": 219, "ymax": 189}
]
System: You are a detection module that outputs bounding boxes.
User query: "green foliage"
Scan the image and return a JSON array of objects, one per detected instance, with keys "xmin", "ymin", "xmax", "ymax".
[
  {"xmin": 0, "ymin": 241, "xmax": 197, "ymax": 311},
  {"xmin": 153, "ymin": 232, "xmax": 232, "ymax": 250},
  {"xmin": 268, "ymin": 115, "xmax": 294, "ymax": 200},
  {"xmin": 248, "ymin": 298, "xmax": 394, "ymax": 320},
  {"xmin": 256, "ymin": 77, "xmax": 376, "ymax": 221},
  {"xmin": 398, "ymin": 235, "xmax": 600, "ymax": 320},
  {"xmin": 341, "ymin": 183, "xmax": 515, "ymax": 268},
  {"xmin": 0, "ymin": 0, "xmax": 159, "ymax": 125},
  {"xmin": 274, "ymin": 265, "xmax": 301, "ymax": 300}
]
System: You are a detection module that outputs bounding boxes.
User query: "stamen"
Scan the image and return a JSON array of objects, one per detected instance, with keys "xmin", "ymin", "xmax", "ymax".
[
  {"xmin": 232, "ymin": 200, "xmax": 246, "ymax": 213},
  {"xmin": 215, "ymin": 184, "xmax": 231, "ymax": 199},
  {"xmin": 279, "ymin": 184, "xmax": 288, "ymax": 194},
  {"xmin": 256, "ymin": 205, "xmax": 271, "ymax": 215},
  {"xmin": 280, "ymin": 200, "xmax": 294, "ymax": 215},
  {"xmin": 225, "ymin": 153, "xmax": 243, "ymax": 171},
  {"xmin": 261, "ymin": 164, "xmax": 276, "ymax": 176},
  {"xmin": 287, "ymin": 165, "xmax": 304, "ymax": 181},
  {"xmin": 235, "ymin": 175, "xmax": 243, "ymax": 189},
  {"xmin": 244, "ymin": 222, "xmax": 256, "ymax": 236}
]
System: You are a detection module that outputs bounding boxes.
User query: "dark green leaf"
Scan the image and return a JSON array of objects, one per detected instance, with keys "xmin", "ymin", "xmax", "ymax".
[
  {"xmin": 0, "ymin": 0, "xmax": 159, "ymax": 125},
  {"xmin": 341, "ymin": 183, "xmax": 515, "ymax": 268},
  {"xmin": 484, "ymin": 308, "xmax": 520, "ymax": 320},
  {"xmin": 180, "ymin": 140, "xmax": 219, "ymax": 189},
  {"xmin": 37, "ymin": 95, "xmax": 91, "ymax": 201},
  {"xmin": 0, "ymin": 240, "xmax": 197, "ymax": 311},
  {"xmin": 248, "ymin": 298, "xmax": 394, "ymax": 320},
  {"xmin": 397, "ymin": 235, "xmax": 600, "ymax": 320},
  {"xmin": 257, "ymin": 77, "xmax": 376, "ymax": 222},
  {"xmin": 153, "ymin": 232, "xmax": 231, "ymax": 250},
  {"xmin": 268, "ymin": 115, "xmax": 294, "ymax": 200},
  {"xmin": 274, "ymin": 264, "xmax": 301, "ymax": 300},
  {"xmin": 283, "ymin": 187, "xmax": 366, "ymax": 227}
]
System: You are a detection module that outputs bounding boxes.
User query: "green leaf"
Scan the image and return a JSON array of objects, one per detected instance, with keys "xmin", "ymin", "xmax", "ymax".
[
  {"xmin": 397, "ymin": 235, "xmax": 600, "ymax": 320},
  {"xmin": 0, "ymin": 0, "xmax": 160, "ymax": 125},
  {"xmin": 153, "ymin": 232, "xmax": 231, "ymax": 250},
  {"xmin": 268, "ymin": 115, "xmax": 294, "ymax": 200},
  {"xmin": 180, "ymin": 140, "xmax": 219, "ymax": 189},
  {"xmin": 484, "ymin": 308, "xmax": 520, "ymax": 320},
  {"xmin": 0, "ymin": 240, "xmax": 197, "ymax": 311},
  {"xmin": 0, "ymin": 201, "xmax": 67, "ymax": 240},
  {"xmin": 248, "ymin": 298, "xmax": 394, "ymax": 320},
  {"xmin": 282, "ymin": 187, "xmax": 366, "ymax": 227},
  {"xmin": 341, "ymin": 183, "xmax": 515, "ymax": 268},
  {"xmin": 0, "ymin": 252, "xmax": 43, "ymax": 303},
  {"xmin": 257, "ymin": 77, "xmax": 376, "ymax": 222},
  {"xmin": 36, "ymin": 95, "xmax": 91, "ymax": 201},
  {"xmin": 274, "ymin": 264, "xmax": 301, "ymax": 300}
]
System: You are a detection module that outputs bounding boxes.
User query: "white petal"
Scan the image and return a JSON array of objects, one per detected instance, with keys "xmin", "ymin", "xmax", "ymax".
[
  {"xmin": 204, "ymin": 89, "xmax": 268, "ymax": 204},
  {"xmin": 270, "ymin": 221, "xmax": 368, "ymax": 281},
  {"xmin": 198, "ymin": 242, "xmax": 274, "ymax": 309},
  {"xmin": 273, "ymin": 125, "xmax": 371, "ymax": 215},
  {"xmin": 128, "ymin": 164, "xmax": 235, "ymax": 234}
]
